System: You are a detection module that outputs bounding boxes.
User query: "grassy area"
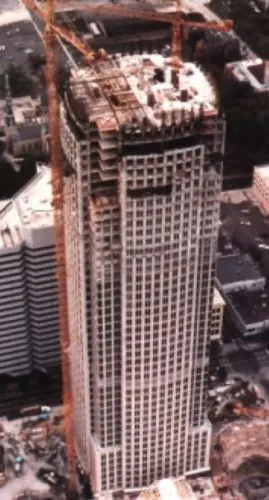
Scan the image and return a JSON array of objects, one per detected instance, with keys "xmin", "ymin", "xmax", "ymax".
[{"xmin": 208, "ymin": 0, "xmax": 269, "ymax": 59}]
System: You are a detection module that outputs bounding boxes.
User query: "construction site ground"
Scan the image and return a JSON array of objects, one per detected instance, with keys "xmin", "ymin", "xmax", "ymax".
[
  {"xmin": 213, "ymin": 417, "xmax": 269, "ymax": 500},
  {"xmin": 0, "ymin": 406, "xmax": 67, "ymax": 500}
]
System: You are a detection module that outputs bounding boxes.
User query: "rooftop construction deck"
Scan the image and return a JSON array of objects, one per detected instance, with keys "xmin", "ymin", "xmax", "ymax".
[{"xmin": 67, "ymin": 54, "xmax": 218, "ymax": 132}]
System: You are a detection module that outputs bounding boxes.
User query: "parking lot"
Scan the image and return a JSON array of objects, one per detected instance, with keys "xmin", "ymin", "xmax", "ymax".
[{"xmin": 0, "ymin": 16, "xmax": 44, "ymax": 72}]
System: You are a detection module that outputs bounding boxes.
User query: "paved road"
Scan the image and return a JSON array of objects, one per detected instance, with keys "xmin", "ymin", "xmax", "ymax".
[{"xmin": 0, "ymin": 14, "xmax": 44, "ymax": 72}]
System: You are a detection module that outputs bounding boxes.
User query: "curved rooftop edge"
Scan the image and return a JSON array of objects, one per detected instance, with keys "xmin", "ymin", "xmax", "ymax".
[
  {"xmin": 0, "ymin": 163, "xmax": 53, "ymax": 251},
  {"xmin": 64, "ymin": 54, "xmax": 218, "ymax": 135}
]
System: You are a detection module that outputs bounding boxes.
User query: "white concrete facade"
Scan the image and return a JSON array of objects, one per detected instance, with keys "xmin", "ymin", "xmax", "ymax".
[
  {"xmin": 0, "ymin": 165, "xmax": 60, "ymax": 375},
  {"xmin": 60, "ymin": 55, "xmax": 225, "ymax": 496},
  {"xmin": 252, "ymin": 164, "xmax": 269, "ymax": 215},
  {"xmin": 211, "ymin": 288, "xmax": 225, "ymax": 341}
]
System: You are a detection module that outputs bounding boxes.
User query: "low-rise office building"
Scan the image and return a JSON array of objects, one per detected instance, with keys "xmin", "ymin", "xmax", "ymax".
[
  {"xmin": 0, "ymin": 164, "xmax": 60, "ymax": 376},
  {"xmin": 225, "ymin": 287, "xmax": 269, "ymax": 336},
  {"xmin": 216, "ymin": 253, "xmax": 265, "ymax": 293}
]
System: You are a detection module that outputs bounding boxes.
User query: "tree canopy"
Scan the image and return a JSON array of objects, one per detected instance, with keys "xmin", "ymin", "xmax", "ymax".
[
  {"xmin": 0, "ymin": 63, "xmax": 34, "ymax": 99},
  {"xmin": 209, "ymin": 0, "xmax": 269, "ymax": 59}
]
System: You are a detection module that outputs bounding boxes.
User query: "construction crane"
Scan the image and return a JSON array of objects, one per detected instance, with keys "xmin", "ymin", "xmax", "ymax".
[
  {"xmin": 21, "ymin": 0, "xmax": 233, "ymax": 495},
  {"xmin": 53, "ymin": 0, "xmax": 233, "ymax": 68},
  {"xmin": 24, "ymin": 0, "xmax": 233, "ymax": 68},
  {"xmin": 22, "ymin": 0, "xmax": 106, "ymax": 62},
  {"xmin": 40, "ymin": 0, "xmax": 77, "ymax": 496}
]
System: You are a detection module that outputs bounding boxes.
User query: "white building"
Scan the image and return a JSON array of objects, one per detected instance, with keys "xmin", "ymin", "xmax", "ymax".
[
  {"xmin": 60, "ymin": 54, "xmax": 225, "ymax": 496},
  {"xmin": 252, "ymin": 164, "xmax": 269, "ymax": 215},
  {"xmin": 0, "ymin": 95, "xmax": 42, "ymax": 131},
  {"xmin": 211, "ymin": 289, "xmax": 225, "ymax": 342},
  {"xmin": 0, "ymin": 164, "xmax": 60, "ymax": 375},
  {"xmin": 224, "ymin": 58, "xmax": 269, "ymax": 104},
  {"xmin": 2, "ymin": 76, "xmax": 48, "ymax": 157}
]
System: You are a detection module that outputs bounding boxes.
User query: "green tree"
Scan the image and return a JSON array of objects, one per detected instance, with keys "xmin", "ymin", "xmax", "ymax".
[
  {"xmin": 27, "ymin": 51, "xmax": 46, "ymax": 73},
  {"xmin": 0, "ymin": 63, "xmax": 34, "ymax": 98}
]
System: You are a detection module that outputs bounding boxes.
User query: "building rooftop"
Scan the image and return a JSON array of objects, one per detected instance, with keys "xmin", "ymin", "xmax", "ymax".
[
  {"xmin": 67, "ymin": 55, "xmax": 217, "ymax": 132},
  {"xmin": 138, "ymin": 478, "xmax": 196, "ymax": 500},
  {"xmin": 219, "ymin": 196, "xmax": 269, "ymax": 252},
  {"xmin": 0, "ymin": 96, "xmax": 40, "ymax": 128},
  {"xmin": 0, "ymin": 7, "xmax": 30, "ymax": 27},
  {"xmin": 17, "ymin": 122, "xmax": 44, "ymax": 141},
  {"xmin": 218, "ymin": 192, "xmax": 269, "ymax": 283},
  {"xmin": 216, "ymin": 253, "xmax": 263, "ymax": 287},
  {"xmin": 225, "ymin": 57, "xmax": 269, "ymax": 92},
  {"xmin": 0, "ymin": 164, "xmax": 53, "ymax": 250},
  {"xmin": 227, "ymin": 287, "xmax": 269, "ymax": 325}
]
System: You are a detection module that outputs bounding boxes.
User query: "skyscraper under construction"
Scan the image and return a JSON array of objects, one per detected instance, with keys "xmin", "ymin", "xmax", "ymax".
[{"xmin": 60, "ymin": 53, "xmax": 225, "ymax": 496}]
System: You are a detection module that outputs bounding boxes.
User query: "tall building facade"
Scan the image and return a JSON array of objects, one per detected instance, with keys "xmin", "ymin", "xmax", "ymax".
[
  {"xmin": 61, "ymin": 55, "xmax": 225, "ymax": 496},
  {"xmin": 0, "ymin": 165, "xmax": 60, "ymax": 375}
]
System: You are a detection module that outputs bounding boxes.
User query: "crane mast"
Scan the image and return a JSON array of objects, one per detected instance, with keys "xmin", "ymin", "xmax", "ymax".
[
  {"xmin": 44, "ymin": 0, "xmax": 76, "ymax": 494},
  {"xmin": 53, "ymin": 0, "xmax": 233, "ymax": 65},
  {"xmin": 171, "ymin": 0, "xmax": 182, "ymax": 67}
]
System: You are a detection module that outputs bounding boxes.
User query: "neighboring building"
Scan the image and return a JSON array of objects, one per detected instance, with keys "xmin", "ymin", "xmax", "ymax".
[
  {"xmin": 12, "ymin": 122, "xmax": 48, "ymax": 156},
  {"xmin": 252, "ymin": 164, "xmax": 269, "ymax": 214},
  {"xmin": 217, "ymin": 190, "xmax": 269, "ymax": 337},
  {"xmin": 225, "ymin": 287, "xmax": 269, "ymax": 336},
  {"xmin": 0, "ymin": 164, "xmax": 60, "ymax": 375},
  {"xmin": 224, "ymin": 58, "xmax": 269, "ymax": 105},
  {"xmin": 60, "ymin": 53, "xmax": 225, "ymax": 496},
  {"xmin": 216, "ymin": 253, "xmax": 265, "ymax": 293},
  {"xmin": 0, "ymin": 95, "xmax": 42, "ymax": 131},
  {"xmin": 3, "ymin": 75, "xmax": 48, "ymax": 156},
  {"xmin": 211, "ymin": 288, "xmax": 225, "ymax": 342}
]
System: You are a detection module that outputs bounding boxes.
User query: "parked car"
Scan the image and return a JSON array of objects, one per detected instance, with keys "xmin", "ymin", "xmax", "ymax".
[{"xmin": 36, "ymin": 467, "xmax": 67, "ymax": 489}]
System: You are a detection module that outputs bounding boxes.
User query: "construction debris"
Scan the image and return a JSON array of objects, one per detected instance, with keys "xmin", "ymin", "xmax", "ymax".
[
  {"xmin": 0, "ymin": 406, "xmax": 68, "ymax": 499},
  {"xmin": 137, "ymin": 477, "xmax": 223, "ymax": 500},
  {"xmin": 218, "ymin": 419, "xmax": 269, "ymax": 473}
]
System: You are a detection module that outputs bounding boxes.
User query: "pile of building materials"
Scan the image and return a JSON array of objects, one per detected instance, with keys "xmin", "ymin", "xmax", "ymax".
[
  {"xmin": 0, "ymin": 405, "xmax": 67, "ymax": 499},
  {"xmin": 137, "ymin": 477, "xmax": 223, "ymax": 500},
  {"xmin": 218, "ymin": 420, "xmax": 269, "ymax": 474}
]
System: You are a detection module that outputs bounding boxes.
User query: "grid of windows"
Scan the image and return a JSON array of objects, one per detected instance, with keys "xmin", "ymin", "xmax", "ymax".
[
  {"xmin": 0, "ymin": 242, "xmax": 61, "ymax": 376},
  {"xmin": 61, "ymin": 100, "xmax": 225, "ymax": 496},
  {"xmin": 121, "ymin": 147, "xmax": 222, "ymax": 488}
]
